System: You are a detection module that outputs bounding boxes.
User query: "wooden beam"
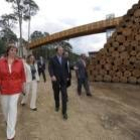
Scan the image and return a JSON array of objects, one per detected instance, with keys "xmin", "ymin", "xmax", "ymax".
[{"xmin": 29, "ymin": 16, "xmax": 122, "ymax": 49}]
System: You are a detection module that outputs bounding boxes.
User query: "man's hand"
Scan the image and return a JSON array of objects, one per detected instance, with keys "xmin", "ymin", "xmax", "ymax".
[
  {"xmin": 51, "ymin": 76, "xmax": 57, "ymax": 81},
  {"xmin": 73, "ymin": 66, "xmax": 78, "ymax": 70},
  {"xmin": 22, "ymin": 91, "xmax": 26, "ymax": 96}
]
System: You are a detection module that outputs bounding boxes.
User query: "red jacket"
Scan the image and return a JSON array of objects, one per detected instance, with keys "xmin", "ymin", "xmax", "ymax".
[{"xmin": 0, "ymin": 58, "xmax": 26, "ymax": 95}]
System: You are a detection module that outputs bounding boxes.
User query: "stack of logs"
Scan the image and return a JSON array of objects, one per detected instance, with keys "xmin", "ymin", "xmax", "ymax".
[{"xmin": 88, "ymin": 1, "xmax": 140, "ymax": 84}]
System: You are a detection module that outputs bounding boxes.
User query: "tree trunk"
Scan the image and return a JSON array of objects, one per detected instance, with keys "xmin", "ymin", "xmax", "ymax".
[
  {"xmin": 19, "ymin": 16, "xmax": 23, "ymax": 57},
  {"xmin": 27, "ymin": 4, "xmax": 31, "ymax": 55},
  {"xmin": 16, "ymin": 0, "xmax": 23, "ymax": 57}
]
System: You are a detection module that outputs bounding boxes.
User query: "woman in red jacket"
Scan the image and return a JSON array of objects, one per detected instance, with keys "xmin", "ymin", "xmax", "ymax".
[{"xmin": 0, "ymin": 44, "xmax": 26, "ymax": 140}]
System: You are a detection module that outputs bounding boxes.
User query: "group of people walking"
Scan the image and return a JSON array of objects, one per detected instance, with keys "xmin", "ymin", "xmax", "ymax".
[{"xmin": 0, "ymin": 44, "xmax": 92, "ymax": 140}]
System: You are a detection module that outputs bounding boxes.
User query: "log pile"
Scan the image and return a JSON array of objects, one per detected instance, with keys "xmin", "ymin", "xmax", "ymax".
[{"xmin": 88, "ymin": 1, "xmax": 140, "ymax": 84}]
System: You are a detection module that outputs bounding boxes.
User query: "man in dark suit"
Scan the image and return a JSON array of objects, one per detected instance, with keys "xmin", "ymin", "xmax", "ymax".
[
  {"xmin": 75, "ymin": 53, "xmax": 92, "ymax": 96},
  {"xmin": 48, "ymin": 46, "xmax": 69, "ymax": 120},
  {"xmin": 37, "ymin": 56, "xmax": 46, "ymax": 82}
]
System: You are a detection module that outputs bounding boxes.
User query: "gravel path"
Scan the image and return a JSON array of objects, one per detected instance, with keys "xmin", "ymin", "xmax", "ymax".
[{"xmin": 0, "ymin": 72, "xmax": 140, "ymax": 140}]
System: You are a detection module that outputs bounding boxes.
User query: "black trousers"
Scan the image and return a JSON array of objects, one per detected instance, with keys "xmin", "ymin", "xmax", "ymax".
[
  {"xmin": 52, "ymin": 81, "xmax": 67, "ymax": 115},
  {"xmin": 77, "ymin": 78, "xmax": 90, "ymax": 95},
  {"xmin": 39, "ymin": 70, "xmax": 46, "ymax": 82}
]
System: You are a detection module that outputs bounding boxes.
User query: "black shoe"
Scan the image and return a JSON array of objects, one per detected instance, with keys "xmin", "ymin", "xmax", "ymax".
[
  {"xmin": 31, "ymin": 108, "xmax": 37, "ymax": 111},
  {"xmin": 66, "ymin": 98, "xmax": 68, "ymax": 102},
  {"xmin": 21, "ymin": 103, "xmax": 26, "ymax": 106},
  {"xmin": 86, "ymin": 93, "xmax": 92, "ymax": 97},
  {"xmin": 78, "ymin": 92, "xmax": 81, "ymax": 96},
  {"xmin": 63, "ymin": 114, "xmax": 68, "ymax": 120},
  {"xmin": 55, "ymin": 107, "xmax": 59, "ymax": 112}
]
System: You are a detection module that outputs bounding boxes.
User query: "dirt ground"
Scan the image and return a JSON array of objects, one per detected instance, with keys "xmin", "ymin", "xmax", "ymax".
[{"xmin": 1, "ymin": 72, "xmax": 140, "ymax": 140}]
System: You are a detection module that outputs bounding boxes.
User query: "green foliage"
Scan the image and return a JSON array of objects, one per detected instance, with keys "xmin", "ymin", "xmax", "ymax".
[
  {"xmin": 30, "ymin": 30, "xmax": 44, "ymax": 40},
  {"xmin": 69, "ymin": 52, "xmax": 79, "ymax": 64},
  {"xmin": 30, "ymin": 30, "xmax": 79, "ymax": 62},
  {"xmin": 5, "ymin": 0, "xmax": 39, "ymax": 56},
  {"xmin": 0, "ymin": 14, "xmax": 17, "ymax": 29},
  {"xmin": 0, "ymin": 13, "xmax": 17, "ymax": 55},
  {"xmin": 1, "ymin": 28, "xmax": 18, "ymax": 43},
  {"xmin": 6, "ymin": 0, "xmax": 39, "ymax": 19},
  {"xmin": 23, "ymin": 0, "xmax": 39, "ymax": 20},
  {"xmin": 0, "ymin": 39, "xmax": 6, "ymax": 56}
]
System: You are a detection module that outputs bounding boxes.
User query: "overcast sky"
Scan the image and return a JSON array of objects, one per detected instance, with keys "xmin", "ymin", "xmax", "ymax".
[{"xmin": 0, "ymin": 0, "xmax": 139, "ymax": 54}]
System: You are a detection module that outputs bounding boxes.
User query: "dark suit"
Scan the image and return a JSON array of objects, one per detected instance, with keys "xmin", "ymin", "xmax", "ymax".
[
  {"xmin": 48, "ymin": 55, "xmax": 68, "ymax": 115},
  {"xmin": 76, "ymin": 59, "xmax": 91, "ymax": 95},
  {"xmin": 66, "ymin": 59, "xmax": 72, "ymax": 88},
  {"xmin": 37, "ymin": 59, "xmax": 46, "ymax": 82}
]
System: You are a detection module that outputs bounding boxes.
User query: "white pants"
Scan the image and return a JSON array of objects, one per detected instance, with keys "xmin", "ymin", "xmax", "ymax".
[
  {"xmin": 21, "ymin": 80, "xmax": 38, "ymax": 109},
  {"xmin": 1, "ymin": 94, "xmax": 20, "ymax": 139}
]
